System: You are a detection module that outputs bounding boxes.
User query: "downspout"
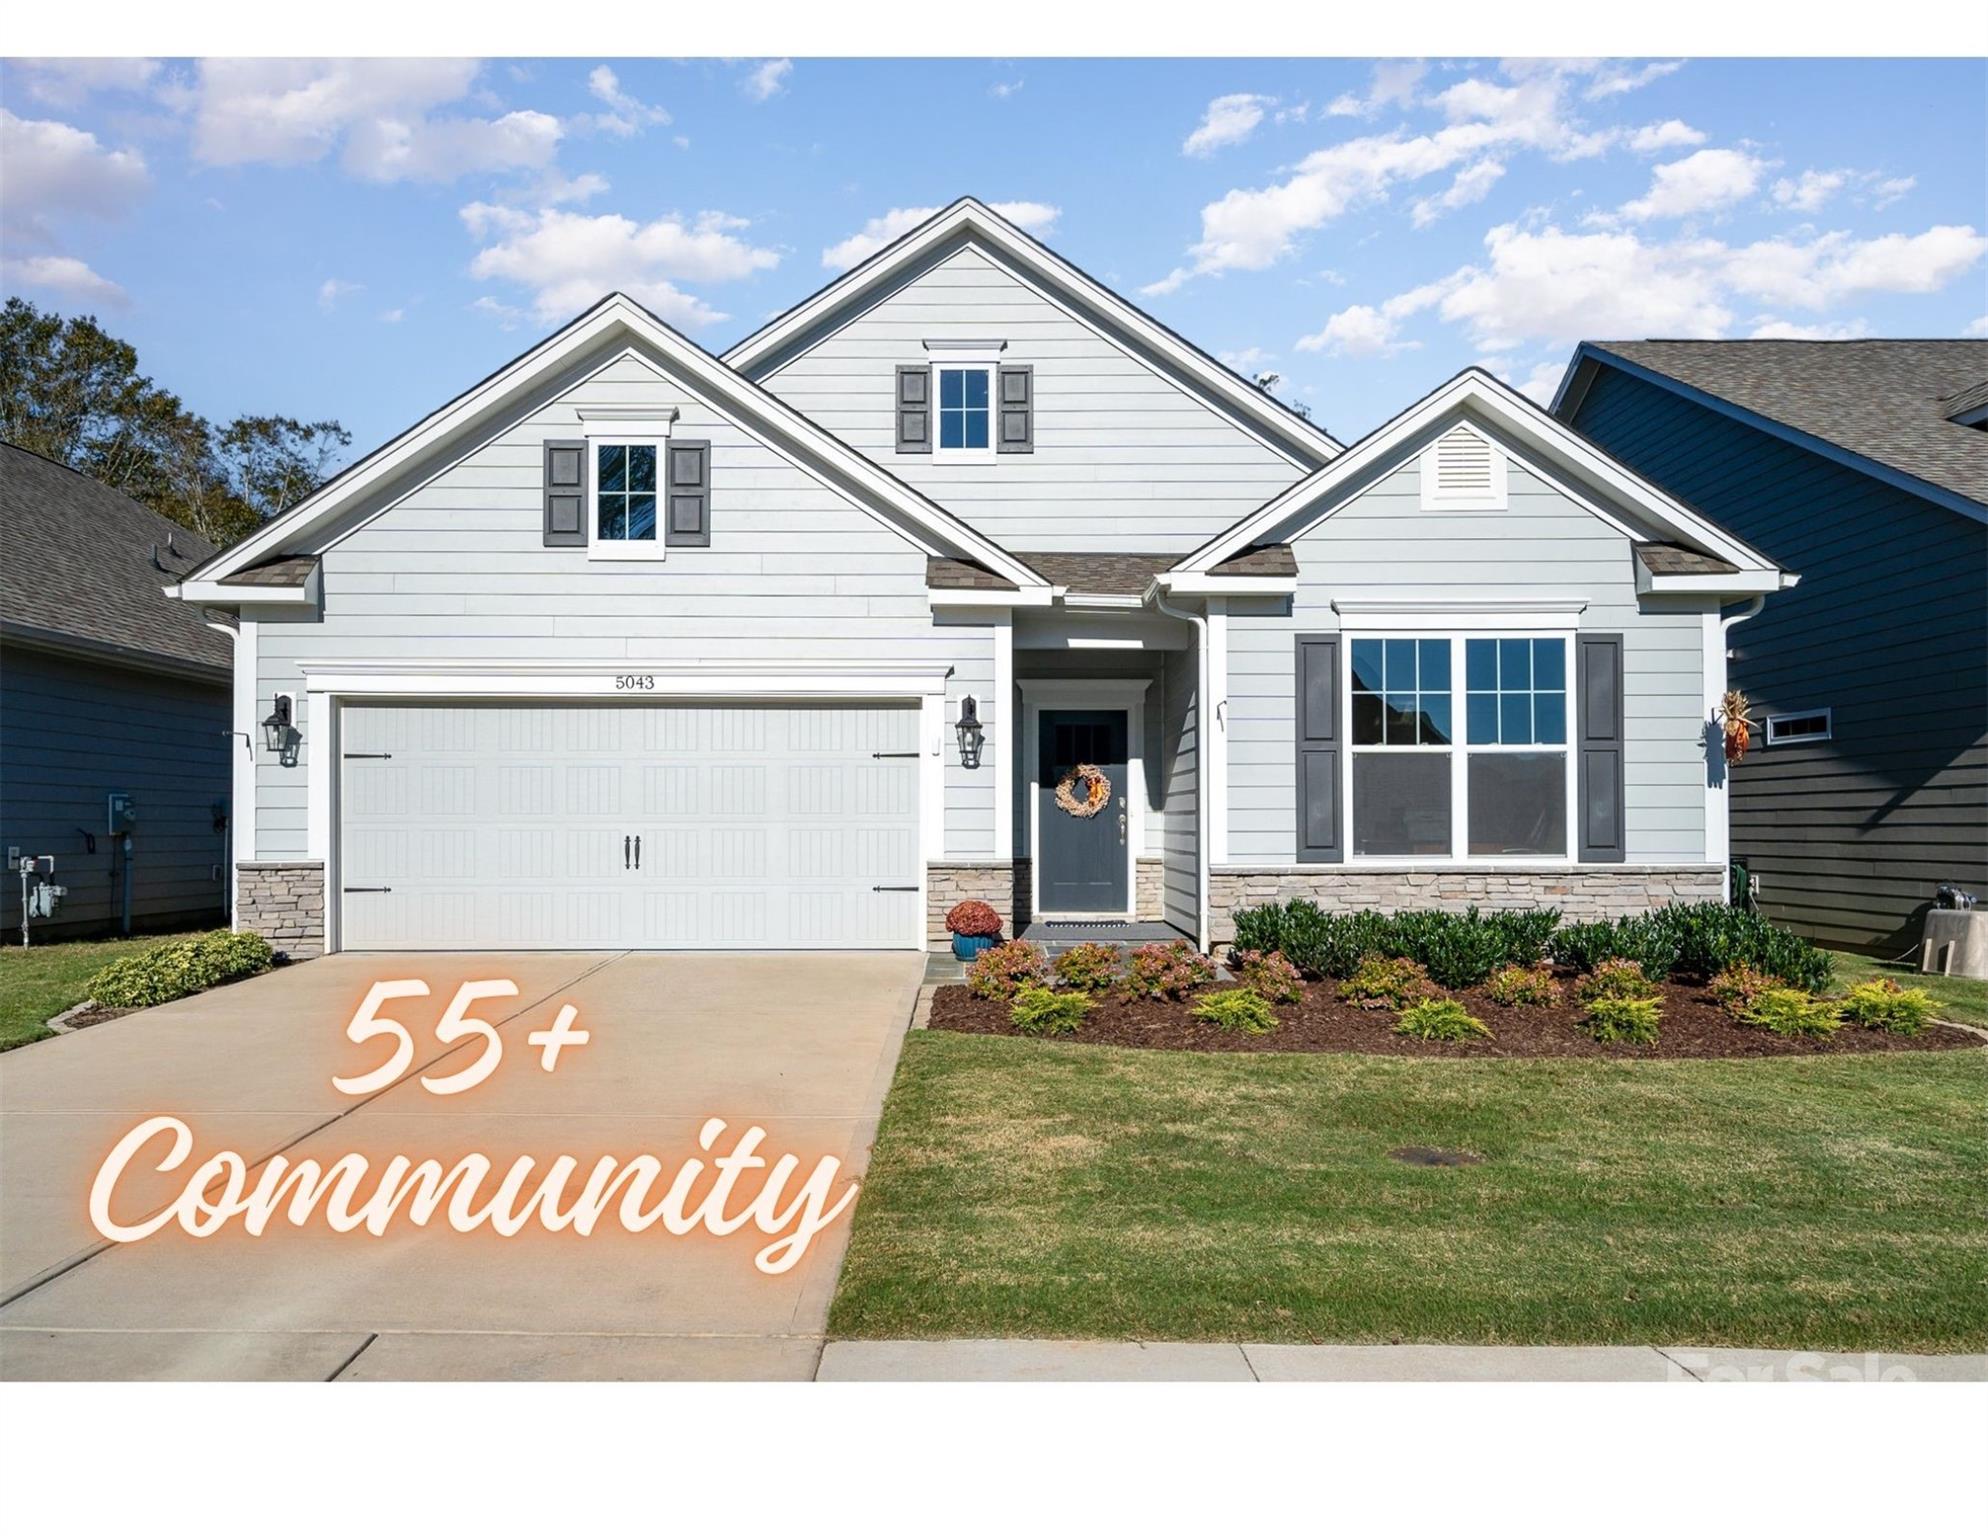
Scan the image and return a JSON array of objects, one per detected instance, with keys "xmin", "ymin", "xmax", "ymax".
[
  {"xmin": 1716, "ymin": 595, "xmax": 1766, "ymax": 903},
  {"xmin": 1152, "ymin": 585, "xmax": 1212, "ymax": 952}
]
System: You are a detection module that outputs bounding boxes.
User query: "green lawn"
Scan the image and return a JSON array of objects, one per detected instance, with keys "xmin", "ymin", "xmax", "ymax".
[
  {"xmin": 830, "ymin": 1032, "xmax": 1988, "ymax": 1351},
  {"xmin": 0, "ymin": 933, "xmax": 183, "ymax": 1051},
  {"xmin": 1830, "ymin": 950, "xmax": 1988, "ymax": 1028}
]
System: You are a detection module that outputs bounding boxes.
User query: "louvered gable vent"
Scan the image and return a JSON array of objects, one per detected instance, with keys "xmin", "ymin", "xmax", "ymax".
[{"xmin": 1419, "ymin": 422, "xmax": 1508, "ymax": 510}]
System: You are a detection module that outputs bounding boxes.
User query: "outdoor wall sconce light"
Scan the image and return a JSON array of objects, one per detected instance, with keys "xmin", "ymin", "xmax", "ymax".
[
  {"xmin": 262, "ymin": 693, "xmax": 299, "ymax": 766},
  {"xmin": 955, "ymin": 695, "xmax": 984, "ymax": 769}
]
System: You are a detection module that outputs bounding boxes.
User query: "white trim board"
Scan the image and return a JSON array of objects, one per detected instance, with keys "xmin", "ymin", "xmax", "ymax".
[{"xmin": 1017, "ymin": 677, "xmax": 1154, "ymax": 923}]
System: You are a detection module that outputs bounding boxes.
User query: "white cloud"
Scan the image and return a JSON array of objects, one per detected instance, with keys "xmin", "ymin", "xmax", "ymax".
[
  {"xmin": 1868, "ymin": 175, "xmax": 1915, "ymax": 209},
  {"xmin": 821, "ymin": 200, "xmax": 1060, "ymax": 270},
  {"xmin": 1158, "ymin": 62, "xmax": 1633, "ymax": 287},
  {"xmin": 1218, "ymin": 345, "xmax": 1276, "ymax": 375},
  {"xmin": 11, "ymin": 58, "xmax": 163, "ymax": 108},
  {"xmin": 378, "ymin": 306, "xmax": 406, "ymax": 324},
  {"xmin": 0, "ymin": 109, "xmax": 149, "ymax": 240},
  {"xmin": 989, "ymin": 78, "xmax": 1024, "ymax": 100},
  {"xmin": 583, "ymin": 66, "xmax": 670, "ymax": 136},
  {"xmin": 0, "ymin": 252, "xmax": 127, "ymax": 305},
  {"xmin": 1627, "ymin": 119, "xmax": 1705, "ymax": 153},
  {"xmin": 1616, "ymin": 148, "xmax": 1766, "ymax": 222},
  {"xmin": 470, "ymin": 294, "xmax": 526, "ymax": 329},
  {"xmin": 1296, "ymin": 220, "xmax": 1988, "ymax": 361},
  {"xmin": 1584, "ymin": 60, "xmax": 1684, "ymax": 99},
  {"xmin": 466, "ymin": 206, "xmax": 780, "ymax": 325},
  {"xmin": 1772, "ymin": 169, "xmax": 1847, "ymax": 213},
  {"xmin": 742, "ymin": 59, "xmax": 792, "ymax": 103},
  {"xmin": 184, "ymin": 59, "xmax": 561, "ymax": 182},
  {"xmin": 1410, "ymin": 159, "xmax": 1505, "ymax": 228},
  {"xmin": 318, "ymin": 277, "xmax": 362, "ymax": 310},
  {"xmin": 1745, "ymin": 317, "xmax": 1871, "ymax": 340},
  {"xmin": 1183, "ymin": 94, "xmax": 1274, "ymax": 158},
  {"xmin": 1510, "ymin": 357, "xmax": 1572, "ymax": 403},
  {"xmin": 1325, "ymin": 60, "xmax": 1426, "ymax": 118},
  {"xmin": 1963, "ymin": 315, "xmax": 1988, "ymax": 338}
]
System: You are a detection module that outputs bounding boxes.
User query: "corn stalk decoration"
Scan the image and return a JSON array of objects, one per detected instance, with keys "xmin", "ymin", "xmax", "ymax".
[{"xmin": 1715, "ymin": 689, "xmax": 1756, "ymax": 764}]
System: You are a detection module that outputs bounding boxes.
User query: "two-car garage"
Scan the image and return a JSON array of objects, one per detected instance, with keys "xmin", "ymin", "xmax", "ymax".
[{"xmin": 334, "ymin": 700, "xmax": 924, "ymax": 950}]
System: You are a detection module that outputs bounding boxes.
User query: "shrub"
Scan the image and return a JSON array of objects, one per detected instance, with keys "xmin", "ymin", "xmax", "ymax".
[
  {"xmin": 1550, "ymin": 914, "xmax": 1681, "ymax": 979},
  {"xmin": 1233, "ymin": 900, "xmax": 1390, "ymax": 980},
  {"xmin": 1191, "ymin": 988, "xmax": 1279, "ymax": 1036},
  {"xmin": 1230, "ymin": 901, "xmax": 1559, "ymax": 985},
  {"xmin": 1644, "ymin": 901, "xmax": 1834, "ymax": 990},
  {"xmin": 1740, "ymin": 988, "xmax": 1842, "ymax": 1038},
  {"xmin": 1010, "ymin": 983, "xmax": 1091, "ymax": 1036},
  {"xmin": 1574, "ymin": 958, "xmax": 1660, "ymax": 1003},
  {"xmin": 1393, "ymin": 998, "xmax": 1492, "ymax": 1042},
  {"xmin": 1837, "ymin": 978, "xmax": 1936, "ymax": 1035},
  {"xmin": 965, "ymin": 940, "xmax": 1048, "ymax": 1000},
  {"xmin": 1340, "ymin": 954, "xmax": 1439, "ymax": 1011},
  {"xmin": 1232, "ymin": 949, "xmax": 1303, "ymax": 1005},
  {"xmin": 1581, "ymin": 995, "xmax": 1663, "ymax": 1045},
  {"xmin": 87, "ymin": 929, "xmax": 276, "ymax": 1010},
  {"xmin": 1484, "ymin": 964, "xmax": 1561, "ymax": 1008},
  {"xmin": 1122, "ymin": 940, "xmax": 1215, "ymax": 1000},
  {"xmin": 1707, "ymin": 963, "xmax": 1777, "ymax": 1018},
  {"xmin": 945, "ymin": 899, "xmax": 1002, "ymax": 938},
  {"xmin": 1052, "ymin": 942, "xmax": 1122, "ymax": 992}
]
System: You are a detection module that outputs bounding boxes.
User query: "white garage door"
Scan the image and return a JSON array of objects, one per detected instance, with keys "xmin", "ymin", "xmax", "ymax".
[{"xmin": 337, "ymin": 702, "xmax": 921, "ymax": 950}]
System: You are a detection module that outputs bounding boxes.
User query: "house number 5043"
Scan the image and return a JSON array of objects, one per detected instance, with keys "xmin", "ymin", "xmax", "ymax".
[
  {"xmin": 330, "ymin": 980, "xmax": 590, "ymax": 1098},
  {"xmin": 614, "ymin": 674, "xmax": 656, "ymax": 690}
]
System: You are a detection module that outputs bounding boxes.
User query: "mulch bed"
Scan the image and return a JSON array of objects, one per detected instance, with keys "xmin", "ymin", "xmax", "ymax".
[
  {"xmin": 928, "ymin": 974, "xmax": 1983, "ymax": 1059},
  {"xmin": 51, "ymin": 1002, "xmax": 136, "ymax": 1031}
]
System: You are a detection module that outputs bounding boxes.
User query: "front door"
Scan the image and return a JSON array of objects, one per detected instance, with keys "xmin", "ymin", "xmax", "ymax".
[{"xmin": 1037, "ymin": 709, "xmax": 1129, "ymax": 914}]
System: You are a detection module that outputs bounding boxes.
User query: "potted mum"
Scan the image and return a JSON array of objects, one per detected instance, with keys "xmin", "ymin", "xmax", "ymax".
[{"xmin": 945, "ymin": 899, "xmax": 1003, "ymax": 961}]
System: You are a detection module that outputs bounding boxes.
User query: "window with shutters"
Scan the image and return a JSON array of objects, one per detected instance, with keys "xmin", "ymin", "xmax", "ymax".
[
  {"xmin": 934, "ymin": 364, "xmax": 994, "ymax": 458},
  {"xmin": 1418, "ymin": 422, "xmax": 1508, "ymax": 510},
  {"xmin": 588, "ymin": 438, "xmax": 667, "ymax": 561},
  {"xmin": 1346, "ymin": 632, "xmax": 1574, "ymax": 860}
]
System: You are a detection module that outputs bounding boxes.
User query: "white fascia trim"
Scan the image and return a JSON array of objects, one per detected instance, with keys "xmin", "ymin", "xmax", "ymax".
[
  {"xmin": 297, "ymin": 661, "xmax": 955, "ymax": 699},
  {"xmin": 1638, "ymin": 568, "xmax": 1798, "ymax": 596},
  {"xmin": 1152, "ymin": 573, "xmax": 1298, "ymax": 597},
  {"xmin": 187, "ymin": 296, "xmax": 1047, "ymax": 594},
  {"xmin": 928, "ymin": 587, "xmax": 1060, "ymax": 610},
  {"xmin": 1179, "ymin": 370, "xmax": 1785, "ymax": 578},
  {"xmin": 725, "ymin": 199, "xmax": 1344, "ymax": 465},
  {"xmin": 923, "ymin": 340, "xmax": 1007, "ymax": 362},
  {"xmin": 176, "ymin": 579, "xmax": 316, "ymax": 606}
]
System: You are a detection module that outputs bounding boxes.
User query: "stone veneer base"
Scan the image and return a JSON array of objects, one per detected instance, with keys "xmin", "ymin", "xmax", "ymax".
[
  {"xmin": 927, "ymin": 857, "xmax": 1169, "ymax": 946},
  {"xmin": 1208, "ymin": 865, "xmax": 1725, "ymax": 946},
  {"xmin": 236, "ymin": 860, "xmax": 326, "ymax": 960}
]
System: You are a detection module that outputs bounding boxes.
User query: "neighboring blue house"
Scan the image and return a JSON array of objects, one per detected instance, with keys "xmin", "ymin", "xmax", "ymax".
[
  {"xmin": 1, "ymin": 442, "xmax": 234, "ymax": 940},
  {"xmin": 1555, "ymin": 340, "xmax": 1988, "ymax": 953}
]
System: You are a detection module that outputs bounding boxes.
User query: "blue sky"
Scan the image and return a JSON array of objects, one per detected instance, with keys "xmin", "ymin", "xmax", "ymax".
[{"xmin": 3, "ymin": 56, "xmax": 1983, "ymax": 459}]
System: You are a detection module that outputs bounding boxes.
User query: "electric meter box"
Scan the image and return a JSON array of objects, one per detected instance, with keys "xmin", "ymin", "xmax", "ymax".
[{"xmin": 108, "ymin": 793, "xmax": 139, "ymax": 835}]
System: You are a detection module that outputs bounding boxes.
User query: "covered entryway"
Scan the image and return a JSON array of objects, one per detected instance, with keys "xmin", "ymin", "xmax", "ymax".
[{"xmin": 337, "ymin": 701, "xmax": 921, "ymax": 949}]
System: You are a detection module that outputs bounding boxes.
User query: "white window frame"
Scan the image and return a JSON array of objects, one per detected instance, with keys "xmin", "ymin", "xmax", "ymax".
[
  {"xmin": 583, "ymin": 419, "xmax": 673, "ymax": 563},
  {"xmin": 926, "ymin": 345, "xmax": 1002, "ymax": 463},
  {"xmin": 1342, "ymin": 628, "xmax": 1577, "ymax": 866},
  {"xmin": 1764, "ymin": 707, "xmax": 1832, "ymax": 745}
]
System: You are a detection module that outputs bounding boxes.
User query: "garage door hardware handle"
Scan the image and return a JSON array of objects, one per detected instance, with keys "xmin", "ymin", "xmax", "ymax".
[
  {"xmin": 623, "ymin": 835, "xmax": 630, "ymax": 870},
  {"xmin": 871, "ymin": 751, "xmax": 920, "ymax": 758},
  {"xmin": 872, "ymin": 884, "xmax": 918, "ymax": 892},
  {"xmin": 343, "ymin": 886, "xmax": 392, "ymax": 893},
  {"xmin": 633, "ymin": 835, "xmax": 641, "ymax": 869},
  {"xmin": 343, "ymin": 752, "xmax": 393, "ymax": 759}
]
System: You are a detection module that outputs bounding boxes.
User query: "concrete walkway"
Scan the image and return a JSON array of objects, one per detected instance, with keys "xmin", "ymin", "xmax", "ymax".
[
  {"xmin": 0, "ymin": 950, "xmax": 923, "ymax": 1382},
  {"xmin": 816, "ymin": 1340, "xmax": 1988, "ymax": 1382}
]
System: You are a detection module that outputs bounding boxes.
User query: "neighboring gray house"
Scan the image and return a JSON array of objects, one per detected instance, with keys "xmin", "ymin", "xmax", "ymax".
[
  {"xmin": 169, "ymin": 199, "xmax": 1787, "ymax": 959},
  {"xmin": 1555, "ymin": 340, "xmax": 1988, "ymax": 954},
  {"xmin": 1, "ymin": 443, "xmax": 232, "ymax": 939}
]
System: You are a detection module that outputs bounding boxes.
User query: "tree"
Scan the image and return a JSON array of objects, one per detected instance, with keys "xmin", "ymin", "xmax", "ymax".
[{"xmin": 0, "ymin": 299, "xmax": 349, "ymax": 548}]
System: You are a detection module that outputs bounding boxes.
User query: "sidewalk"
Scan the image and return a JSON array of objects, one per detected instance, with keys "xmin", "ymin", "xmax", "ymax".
[{"xmin": 817, "ymin": 1340, "xmax": 1987, "ymax": 1382}]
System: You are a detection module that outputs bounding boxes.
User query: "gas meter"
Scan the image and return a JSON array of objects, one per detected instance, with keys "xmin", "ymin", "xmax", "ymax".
[{"xmin": 16, "ymin": 855, "xmax": 66, "ymax": 945}]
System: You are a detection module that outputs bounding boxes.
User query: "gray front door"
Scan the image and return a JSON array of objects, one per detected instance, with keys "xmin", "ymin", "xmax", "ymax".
[{"xmin": 1037, "ymin": 709, "xmax": 1129, "ymax": 914}]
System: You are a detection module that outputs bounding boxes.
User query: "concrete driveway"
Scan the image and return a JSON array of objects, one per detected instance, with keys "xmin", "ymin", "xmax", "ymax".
[{"xmin": 0, "ymin": 949, "xmax": 922, "ymax": 1380}]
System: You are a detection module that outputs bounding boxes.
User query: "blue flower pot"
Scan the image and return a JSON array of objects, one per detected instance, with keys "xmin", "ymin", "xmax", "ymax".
[{"xmin": 952, "ymin": 934, "xmax": 997, "ymax": 962}]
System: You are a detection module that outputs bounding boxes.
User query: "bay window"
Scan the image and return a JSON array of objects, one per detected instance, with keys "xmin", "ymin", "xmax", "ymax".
[{"xmin": 1347, "ymin": 631, "xmax": 1573, "ymax": 861}]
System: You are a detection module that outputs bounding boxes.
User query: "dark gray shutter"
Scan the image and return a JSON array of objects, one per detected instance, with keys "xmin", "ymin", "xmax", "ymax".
[
  {"xmin": 996, "ymin": 364, "xmax": 1033, "ymax": 453},
  {"xmin": 1577, "ymin": 633, "xmax": 1626, "ymax": 862},
  {"xmin": 665, "ymin": 439, "xmax": 710, "ymax": 547},
  {"xmin": 895, "ymin": 365, "xmax": 931, "ymax": 453},
  {"xmin": 542, "ymin": 439, "xmax": 586, "ymax": 547},
  {"xmin": 1295, "ymin": 634, "xmax": 1342, "ymax": 863}
]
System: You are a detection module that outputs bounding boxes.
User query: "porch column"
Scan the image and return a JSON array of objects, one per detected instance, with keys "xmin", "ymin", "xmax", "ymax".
[
  {"xmin": 1206, "ymin": 597, "xmax": 1229, "ymax": 865},
  {"xmin": 993, "ymin": 609, "xmax": 1014, "ymax": 861}
]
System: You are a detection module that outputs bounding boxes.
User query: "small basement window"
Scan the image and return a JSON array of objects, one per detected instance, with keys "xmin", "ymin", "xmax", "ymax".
[{"xmin": 1765, "ymin": 708, "xmax": 1832, "ymax": 745}]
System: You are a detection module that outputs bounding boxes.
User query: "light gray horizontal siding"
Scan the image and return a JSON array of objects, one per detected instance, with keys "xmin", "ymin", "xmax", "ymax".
[
  {"xmin": 253, "ymin": 345, "xmax": 996, "ymax": 861},
  {"xmin": 1, "ymin": 643, "xmax": 230, "ymax": 934},
  {"xmin": 1224, "ymin": 445, "xmax": 1709, "ymax": 864},
  {"xmin": 756, "ymin": 244, "xmax": 1307, "ymax": 553}
]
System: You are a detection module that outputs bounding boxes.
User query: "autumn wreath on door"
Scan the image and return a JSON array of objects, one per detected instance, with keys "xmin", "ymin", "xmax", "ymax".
[{"xmin": 1054, "ymin": 762, "xmax": 1112, "ymax": 818}]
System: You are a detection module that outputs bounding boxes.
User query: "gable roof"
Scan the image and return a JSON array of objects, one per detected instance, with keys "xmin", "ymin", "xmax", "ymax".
[
  {"xmin": 1174, "ymin": 368, "xmax": 1790, "ymax": 593},
  {"xmin": 0, "ymin": 442, "xmax": 229, "ymax": 678},
  {"xmin": 1554, "ymin": 339, "xmax": 1988, "ymax": 520},
  {"xmin": 723, "ymin": 197, "xmax": 1345, "ymax": 465},
  {"xmin": 179, "ymin": 292, "xmax": 1051, "ymax": 595}
]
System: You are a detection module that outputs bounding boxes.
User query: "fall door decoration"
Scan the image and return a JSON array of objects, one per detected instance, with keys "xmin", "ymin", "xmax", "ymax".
[{"xmin": 1054, "ymin": 763, "xmax": 1112, "ymax": 817}]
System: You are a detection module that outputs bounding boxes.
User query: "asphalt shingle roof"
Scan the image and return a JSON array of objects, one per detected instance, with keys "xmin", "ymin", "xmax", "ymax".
[
  {"xmin": 927, "ymin": 545, "xmax": 1298, "ymax": 595},
  {"xmin": 1593, "ymin": 340, "xmax": 1988, "ymax": 510},
  {"xmin": 0, "ymin": 442, "xmax": 230, "ymax": 674}
]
